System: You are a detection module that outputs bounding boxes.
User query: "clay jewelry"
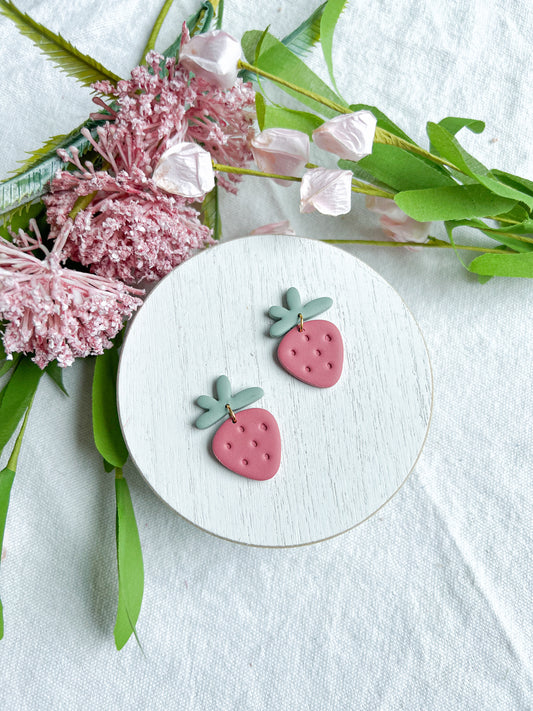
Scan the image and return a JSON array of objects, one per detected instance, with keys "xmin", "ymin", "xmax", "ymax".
[
  {"xmin": 269, "ymin": 287, "xmax": 344, "ymax": 387},
  {"xmin": 195, "ymin": 375, "xmax": 281, "ymax": 481}
]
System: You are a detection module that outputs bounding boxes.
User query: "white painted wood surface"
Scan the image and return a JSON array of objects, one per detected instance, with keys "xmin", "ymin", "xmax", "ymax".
[{"xmin": 117, "ymin": 235, "xmax": 433, "ymax": 547}]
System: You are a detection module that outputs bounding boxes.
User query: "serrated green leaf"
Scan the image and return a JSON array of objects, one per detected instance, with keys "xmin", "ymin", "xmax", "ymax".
[
  {"xmin": 114, "ymin": 474, "xmax": 144, "ymax": 651},
  {"xmin": 243, "ymin": 31, "xmax": 348, "ymax": 118},
  {"xmin": 92, "ymin": 343, "xmax": 128, "ymax": 469},
  {"xmin": 0, "ymin": 358, "xmax": 42, "ymax": 458},
  {"xmin": 262, "ymin": 104, "xmax": 324, "ymax": 136},
  {"xmin": 320, "ymin": 0, "xmax": 347, "ymax": 92},
  {"xmin": 0, "ymin": 0, "xmax": 120, "ymax": 88},
  {"xmin": 45, "ymin": 361, "xmax": 69, "ymax": 395},
  {"xmin": 468, "ymin": 251, "xmax": 533, "ymax": 278},
  {"xmin": 0, "ymin": 121, "xmax": 101, "ymax": 216},
  {"xmin": 349, "ymin": 143, "xmax": 456, "ymax": 192},
  {"xmin": 395, "ymin": 184, "xmax": 517, "ymax": 222},
  {"xmin": 282, "ymin": 2, "xmax": 326, "ymax": 57},
  {"xmin": 199, "ymin": 179, "xmax": 221, "ymax": 240}
]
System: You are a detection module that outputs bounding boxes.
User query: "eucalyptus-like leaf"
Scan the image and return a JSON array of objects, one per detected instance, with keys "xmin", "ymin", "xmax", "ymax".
[
  {"xmin": 0, "ymin": 357, "xmax": 42, "ymax": 458},
  {"xmin": 92, "ymin": 342, "xmax": 128, "ymax": 469},
  {"xmin": 114, "ymin": 474, "xmax": 144, "ymax": 651},
  {"xmin": 395, "ymin": 184, "xmax": 517, "ymax": 222},
  {"xmin": 0, "ymin": 0, "xmax": 120, "ymax": 88},
  {"xmin": 320, "ymin": 0, "xmax": 347, "ymax": 93}
]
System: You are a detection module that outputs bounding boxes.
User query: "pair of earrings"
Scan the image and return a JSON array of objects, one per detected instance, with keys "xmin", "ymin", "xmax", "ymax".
[{"xmin": 195, "ymin": 288, "xmax": 344, "ymax": 481}]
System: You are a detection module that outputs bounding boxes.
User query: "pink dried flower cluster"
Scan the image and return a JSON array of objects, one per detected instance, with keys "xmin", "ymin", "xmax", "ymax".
[
  {"xmin": 0, "ymin": 222, "xmax": 142, "ymax": 368},
  {"xmin": 44, "ymin": 43, "xmax": 254, "ymax": 284}
]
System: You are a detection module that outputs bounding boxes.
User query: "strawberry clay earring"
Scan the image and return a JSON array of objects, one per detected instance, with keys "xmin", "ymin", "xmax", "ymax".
[
  {"xmin": 195, "ymin": 375, "xmax": 281, "ymax": 481},
  {"xmin": 269, "ymin": 287, "xmax": 344, "ymax": 387}
]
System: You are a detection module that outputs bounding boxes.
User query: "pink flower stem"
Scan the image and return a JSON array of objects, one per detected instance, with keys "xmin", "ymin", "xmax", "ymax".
[{"xmin": 212, "ymin": 163, "xmax": 394, "ymax": 198}]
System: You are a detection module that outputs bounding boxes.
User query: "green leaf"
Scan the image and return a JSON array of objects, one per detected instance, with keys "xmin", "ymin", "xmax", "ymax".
[
  {"xmin": 281, "ymin": 2, "xmax": 326, "ymax": 58},
  {"xmin": 320, "ymin": 0, "xmax": 347, "ymax": 92},
  {"xmin": 255, "ymin": 93, "xmax": 266, "ymax": 130},
  {"xmin": 0, "ymin": 466, "xmax": 15, "ymax": 640},
  {"xmin": 215, "ymin": 0, "xmax": 224, "ymax": 30},
  {"xmin": 445, "ymin": 218, "xmax": 533, "ymax": 254},
  {"xmin": 45, "ymin": 361, "xmax": 69, "ymax": 396},
  {"xmin": 0, "ymin": 354, "xmax": 20, "ymax": 379},
  {"xmin": 242, "ymin": 31, "xmax": 348, "ymax": 117},
  {"xmin": 427, "ymin": 122, "xmax": 533, "ymax": 211},
  {"xmin": 437, "ymin": 116, "xmax": 485, "ymax": 136},
  {"xmin": 262, "ymin": 104, "xmax": 324, "ymax": 136},
  {"xmin": 468, "ymin": 251, "xmax": 533, "ymax": 278},
  {"xmin": 199, "ymin": 179, "xmax": 221, "ymax": 240},
  {"xmin": 395, "ymin": 184, "xmax": 517, "ymax": 222},
  {"xmin": 0, "ymin": 120, "xmax": 101, "ymax": 217},
  {"xmin": 92, "ymin": 343, "xmax": 128, "ymax": 469},
  {"xmin": 114, "ymin": 474, "xmax": 144, "ymax": 651},
  {"xmin": 0, "ymin": 358, "xmax": 42, "ymax": 458},
  {"xmin": 0, "ymin": 401, "xmax": 34, "ymax": 640},
  {"xmin": 491, "ymin": 170, "xmax": 533, "ymax": 199},
  {"xmin": 349, "ymin": 143, "xmax": 456, "ymax": 192},
  {"xmin": 0, "ymin": 202, "xmax": 44, "ymax": 241},
  {"xmin": 0, "ymin": 0, "xmax": 120, "ymax": 88},
  {"xmin": 493, "ymin": 204, "xmax": 530, "ymax": 224}
]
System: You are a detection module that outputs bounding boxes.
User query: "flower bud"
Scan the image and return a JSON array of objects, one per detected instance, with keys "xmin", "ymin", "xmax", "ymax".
[
  {"xmin": 365, "ymin": 196, "xmax": 431, "ymax": 248},
  {"xmin": 312, "ymin": 110, "xmax": 377, "ymax": 162},
  {"xmin": 300, "ymin": 167, "xmax": 352, "ymax": 216},
  {"xmin": 180, "ymin": 30, "xmax": 241, "ymax": 90},
  {"xmin": 251, "ymin": 128, "xmax": 310, "ymax": 187},
  {"xmin": 153, "ymin": 142, "xmax": 215, "ymax": 199}
]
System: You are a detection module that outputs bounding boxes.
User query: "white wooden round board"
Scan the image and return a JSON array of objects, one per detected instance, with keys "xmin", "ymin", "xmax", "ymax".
[{"xmin": 117, "ymin": 235, "xmax": 432, "ymax": 547}]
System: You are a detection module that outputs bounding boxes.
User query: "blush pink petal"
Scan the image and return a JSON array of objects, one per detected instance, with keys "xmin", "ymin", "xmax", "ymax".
[
  {"xmin": 312, "ymin": 110, "xmax": 377, "ymax": 162},
  {"xmin": 251, "ymin": 128, "xmax": 310, "ymax": 187},
  {"xmin": 250, "ymin": 221, "xmax": 296, "ymax": 235},
  {"xmin": 180, "ymin": 30, "xmax": 241, "ymax": 89},
  {"xmin": 366, "ymin": 196, "xmax": 431, "ymax": 249},
  {"xmin": 153, "ymin": 142, "xmax": 215, "ymax": 198},
  {"xmin": 299, "ymin": 167, "xmax": 352, "ymax": 216}
]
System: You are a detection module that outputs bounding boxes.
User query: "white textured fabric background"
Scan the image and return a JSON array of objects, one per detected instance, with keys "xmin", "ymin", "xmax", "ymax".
[{"xmin": 0, "ymin": 1, "xmax": 532, "ymax": 709}]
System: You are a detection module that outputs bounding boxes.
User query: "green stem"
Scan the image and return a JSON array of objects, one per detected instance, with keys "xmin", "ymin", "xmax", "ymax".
[
  {"xmin": 140, "ymin": 0, "xmax": 175, "ymax": 62},
  {"xmin": 115, "ymin": 467, "xmax": 123, "ymax": 480},
  {"xmin": 238, "ymin": 59, "xmax": 349, "ymax": 115},
  {"xmin": 322, "ymin": 237, "xmax": 507, "ymax": 254},
  {"xmin": 213, "ymin": 162, "xmax": 394, "ymax": 198},
  {"xmin": 7, "ymin": 395, "xmax": 35, "ymax": 472},
  {"xmin": 239, "ymin": 59, "xmax": 463, "ymax": 173}
]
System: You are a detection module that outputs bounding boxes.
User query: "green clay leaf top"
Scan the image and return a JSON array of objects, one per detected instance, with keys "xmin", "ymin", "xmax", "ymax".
[
  {"xmin": 269, "ymin": 288, "xmax": 333, "ymax": 337},
  {"xmin": 195, "ymin": 376, "xmax": 264, "ymax": 429}
]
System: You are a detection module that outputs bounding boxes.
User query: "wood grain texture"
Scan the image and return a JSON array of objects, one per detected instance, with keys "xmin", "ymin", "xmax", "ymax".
[{"xmin": 117, "ymin": 235, "xmax": 433, "ymax": 547}]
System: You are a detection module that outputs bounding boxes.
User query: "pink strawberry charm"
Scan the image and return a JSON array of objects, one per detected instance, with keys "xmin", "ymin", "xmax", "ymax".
[
  {"xmin": 195, "ymin": 376, "xmax": 281, "ymax": 481},
  {"xmin": 269, "ymin": 287, "xmax": 344, "ymax": 388}
]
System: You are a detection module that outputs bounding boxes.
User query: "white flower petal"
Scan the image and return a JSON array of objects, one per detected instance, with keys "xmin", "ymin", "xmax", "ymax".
[
  {"xmin": 153, "ymin": 142, "xmax": 215, "ymax": 198},
  {"xmin": 299, "ymin": 168, "xmax": 352, "ymax": 216}
]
